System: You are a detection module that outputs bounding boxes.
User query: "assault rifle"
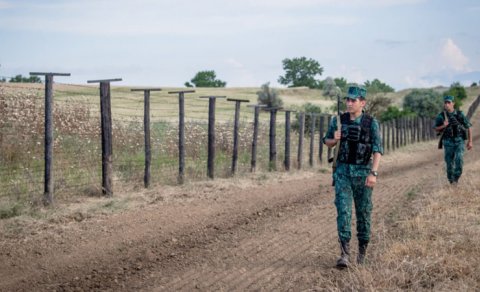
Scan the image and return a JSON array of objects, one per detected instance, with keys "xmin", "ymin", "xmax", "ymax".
[
  {"xmin": 438, "ymin": 111, "xmax": 447, "ymax": 149},
  {"xmin": 438, "ymin": 111, "xmax": 468, "ymax": 149}
]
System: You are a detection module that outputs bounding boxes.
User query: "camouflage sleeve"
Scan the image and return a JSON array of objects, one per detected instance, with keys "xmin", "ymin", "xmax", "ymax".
[
  {"xmin": 459, "ymin": 112, "xmax": 472, "ymax": 128},
  {"xmin": 371, "ymin": 118, "xmax": 384, "ymax": 155},
  {"xmin": 322, "ymin": 116, "xmax": 337, "ymax": 144},
  {"xmin": 434, "ymin": 113, "xmax": 444, "ymax": 128}
]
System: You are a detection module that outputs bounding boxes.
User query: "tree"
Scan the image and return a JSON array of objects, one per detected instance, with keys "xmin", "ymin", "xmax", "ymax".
[
  {"xmin": 257, "ymin": 82, "xmax": 283, "ymax": 108},
  {"xmin": 322, "ymin": 77, "xmax": 342, "ymax": 99},
  {"xmin": 278, "ymin": 57, "xmax": 323, "ymax": 88},
  {"xmin": 471, "ymin": 82, "xmax": 477, "ymax": 87},
  {"xmin": 364, "ymin": 95, "xmax": 392, "ymax": 118},
  {"xmin": 364, "ymin": 79, "xmax": 394, "ymax": 93},
  {"xmin": 334, "ymin": 77, "xmax": 348, "ymax": 91},
  {"xmin": 444, "ymin": 82, "xmax": 467, "ymax": 110},
  {"xmin": 403, "ymin": 89, "xmax": 442, "ymax": 118},
  {"xmin": 9, "ymin": 74, "xmax": 42, "ymax": 83},
  {"xmin": 184, "ymin": 70, "xmax": 226, "ymax": 88}
]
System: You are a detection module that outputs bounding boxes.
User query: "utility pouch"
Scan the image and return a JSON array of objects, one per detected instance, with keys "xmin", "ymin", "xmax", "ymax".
[{"xmin": 347, "ymin": 125, "xmax": 361, "ymax": 142}]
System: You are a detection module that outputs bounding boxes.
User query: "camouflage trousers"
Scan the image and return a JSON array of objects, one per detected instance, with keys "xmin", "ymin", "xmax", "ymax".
[
  {"xmin": 443, "ymin": 139, "xmax": 465, "ymax": 183},
  {"xmin": 334, "ymin": 174, "xmax": 373, "ymax": 243}
]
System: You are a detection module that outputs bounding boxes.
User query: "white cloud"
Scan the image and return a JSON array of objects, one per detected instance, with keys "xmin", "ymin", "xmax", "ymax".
[{"xmin": 441, "ymin": 38, "xmax": 469, "ymax": 71}]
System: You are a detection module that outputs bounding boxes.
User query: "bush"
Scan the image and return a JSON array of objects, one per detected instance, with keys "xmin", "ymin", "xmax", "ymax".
[
  {"xmin": 444, "ymin": 82, "xmax": 467, "ymax": 110},
  {"xmin": 257, "ymin": 82, "xmax": 283, "ymax": 108},
  {"xmin": 9, "ymin": 74, "xmax": 42, "ymax": 83},
  {"xmin": 292, "ymin": 103, "xmax": 323, "ymax": 134},
  {"xmin": 403, "ymin": 89, "xmax": 442, "ymax": 118},
  {"xmin": 184, "ymin": 70, "xmax": 226, "ymax": 88}
]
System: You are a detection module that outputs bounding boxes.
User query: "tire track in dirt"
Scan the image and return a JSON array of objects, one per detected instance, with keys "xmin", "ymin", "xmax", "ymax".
[{"xmin": 148, "ymin": 134, "xmax": 479, "ymax": 291}]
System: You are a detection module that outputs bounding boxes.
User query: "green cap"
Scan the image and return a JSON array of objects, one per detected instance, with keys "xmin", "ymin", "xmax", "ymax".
[
  {"xmin": 345, "ymin": 85, "xmax": 367, "ymax": 100},
  {"xmin": 444, "ymin": 95, "xmax": 454, "ymax": 102}
]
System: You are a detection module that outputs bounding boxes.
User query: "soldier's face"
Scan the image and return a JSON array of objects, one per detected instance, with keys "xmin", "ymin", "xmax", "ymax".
[
  {"xmin": 444, "ymin": 101, "xmax": 454, "ymax": 112},
  {"xmin": 346, "ymin": 98, "xmax": 366, "ymax": 115}
]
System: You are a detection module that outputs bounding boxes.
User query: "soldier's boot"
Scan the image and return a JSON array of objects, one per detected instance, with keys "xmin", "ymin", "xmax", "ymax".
[
  {"xmin": 336, "ymin": 240, "xmax": 350, "ymax": 268},
  {"xmin": 357, "ymin": 240, "xmax": 368, "ymax": 265}
]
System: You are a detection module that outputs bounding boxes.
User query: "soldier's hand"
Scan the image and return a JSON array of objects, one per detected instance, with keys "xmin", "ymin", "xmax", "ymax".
[
  {"xmin": 467, "ymin": 140, "xmax": 473, "ymax": 150},
  {"xmin": 443, "ymin": 120, "xmax": 449, "ymax": 128},
  {"xmin": 334, "ymin": 130, "xmax": 341, "ymax": 141},
  {"xmin": 366, "ymin": 175, "xmax": 376, "ymax": 188}
]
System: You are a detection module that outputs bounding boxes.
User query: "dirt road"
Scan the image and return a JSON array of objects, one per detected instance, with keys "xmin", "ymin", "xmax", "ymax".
[{"xmin": 1, "ymin": 128, "xmax": 479, "ymax": 291}]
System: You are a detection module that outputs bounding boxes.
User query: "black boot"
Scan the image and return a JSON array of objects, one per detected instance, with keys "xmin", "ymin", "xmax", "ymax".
[
  {"xmin": 336, "ymin": 240, "xmax": 350, "ymax": 268},
  {"xmin": 357, "ymin": 240, "xmax": 368, "ymax": 265}
]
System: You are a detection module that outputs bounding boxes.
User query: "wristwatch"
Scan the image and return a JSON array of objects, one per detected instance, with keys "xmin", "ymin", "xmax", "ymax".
[{"xmin": 370, "ymin": 170, "xmax": 378, "ymax": 177}]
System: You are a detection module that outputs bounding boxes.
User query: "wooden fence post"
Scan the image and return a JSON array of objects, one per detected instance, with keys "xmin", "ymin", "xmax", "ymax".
[
  {"xmin": 417, "ymin": 116, "xmax": 421, "ymax": 143},
  {"xmin": 263, "ymin": 107, "xmax": 282, "ymax": 171},
  {"xmin": 247, "ymin": 105, "xmax": 266, "ymax": 172},
  {"xmin": 200, "ymin": 96, "xmax": 226, "ymax": 179},
  {"xmin": 308, "ymin": 113, "xmax": 317, "ymax": 167},
  {"xmin": 283, "ymin": 109, "xmax": 296, "ymax": 171},
  {"xmin": 168, "ymin": 90, "xmax": 195, "ymax": 184},
  {"xmin": 87, "ymin": 78, "xmax": 122, "ymax": 196},
  {"xmin": 386, "ymin": 120, "xmax": 391, "ymax": 153},
  {"xmin": 381, "ymin": 121, "xmax": 385, "ymax": 151},
  {"xmin": 131, "ymin": 88, "xmax": 162, "ymax": 188},
  {"xmin": 227, "ymin": 98, "xmax": 249, "ymax": 175},
  {"xmin": 29, "ymin": 72, "xmax": 70, "ymax": 205},
  {"xmin": 319, "ymin": 115, "xmax": 325, "ymax": 164},
  {"xmin": 297, "ymin": 112, "xmax": 305, "ymax": 169}
]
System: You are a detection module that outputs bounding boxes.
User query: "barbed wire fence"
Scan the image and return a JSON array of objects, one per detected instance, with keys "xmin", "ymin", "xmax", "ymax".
[{"xmin": 1, "ymin": 78, "xmax": 479, "ymax": 206}]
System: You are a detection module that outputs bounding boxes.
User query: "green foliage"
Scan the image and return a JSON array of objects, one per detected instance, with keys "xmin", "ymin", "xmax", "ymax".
[
  {"xmin": 364, "ymin": 79, "xmax": 394, "ymax": 93},
  {"xmin": 9, "ymin": 74, "xmax": 42, "ymax": 83},
  {"xmin": 403, "ymin": 89, "xmax": 443, "ymax": 118},
  {"xmin": 0, "ymin": 77, "xmax": 6, "ymax": 83},
  {"xmin": 444, "ymin": 82, "xmax": 467, "ymax": 109},
  {"xmin": 293, "ymin": 103, "xmax": 322, "ymax": 133},
  {"xmin": 278, "ymin": 57, "xmax": 323, "ymax": 88},
  {"xmin": 334, "ymin": 77, "xmax": 348, "ymax": 91},
  {"xmin": 364, "ymin": 95, "xmax": 393, "ymax": 118},
  {"xmin": 380, "ymin": 106, "xmax": 413, "ymax": 122},
  {"xmin": 256, "ymin": 82, "xmax": 283, "ymax": 108},
  {"xmin": 322, "ymin": 77, "xmax": 342, "ymax": 99},
  {"xmin": 184, "ymin": 70, "xmax": 226, "ymax": 88},
  {"xmin": 471, "ymin": 82, "xmax": 478, "ymax": 87}
]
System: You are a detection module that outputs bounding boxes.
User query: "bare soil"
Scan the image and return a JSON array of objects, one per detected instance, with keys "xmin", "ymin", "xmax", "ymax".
[{"xmin": 1, "ymin": 131, "xmax": 479, "ymax": 291}]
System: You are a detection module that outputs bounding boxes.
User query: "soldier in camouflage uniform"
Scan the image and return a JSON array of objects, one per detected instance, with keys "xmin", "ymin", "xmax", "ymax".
[
  {"xmin": 323, "ymin": 85, "xmax": 383, "ymax": 268},
  {"xmin": 435, "ymin": 95, "xmax": 473, "ymax": 184}
]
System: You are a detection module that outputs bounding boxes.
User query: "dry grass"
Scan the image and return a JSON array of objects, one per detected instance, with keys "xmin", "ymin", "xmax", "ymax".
[{"xmin": 323, "ymin": 163, "xmax": 480, "ymax": 291}]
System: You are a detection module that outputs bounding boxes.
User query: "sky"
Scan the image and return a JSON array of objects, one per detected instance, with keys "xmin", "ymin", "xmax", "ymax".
[{"xmin": 1, "ymin": 0, "xmax": 480, "ymax": 90}]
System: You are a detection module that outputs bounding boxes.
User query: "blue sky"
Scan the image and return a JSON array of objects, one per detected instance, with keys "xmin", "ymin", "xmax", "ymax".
[{"xmin": 1, "ymin": 0, "xmax": 479, "ymax": 90}]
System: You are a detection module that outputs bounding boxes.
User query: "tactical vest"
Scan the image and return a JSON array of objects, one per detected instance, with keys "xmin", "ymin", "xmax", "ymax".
[
  {"xmin": 337, "ymin": 113, "xmax": 374, "ymax": 165},
  {"xmin": 444, "ymin": 111, "xmax": 467, "ymax": 140}
]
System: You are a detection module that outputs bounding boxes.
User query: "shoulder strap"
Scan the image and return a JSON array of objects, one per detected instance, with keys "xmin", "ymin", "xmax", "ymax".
[{"xmin": 361, "ymin": 113, "xmax": 373, "ymax": 129}]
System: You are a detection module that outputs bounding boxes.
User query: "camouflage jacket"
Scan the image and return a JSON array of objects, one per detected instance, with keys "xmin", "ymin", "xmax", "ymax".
[
  {"xmin": 435, "ymin": 110, "xmax": 472, "ymax": 146},
  {"xmin": 323, "ymin": 113, "xmax": 383, "ymax": 177}
]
